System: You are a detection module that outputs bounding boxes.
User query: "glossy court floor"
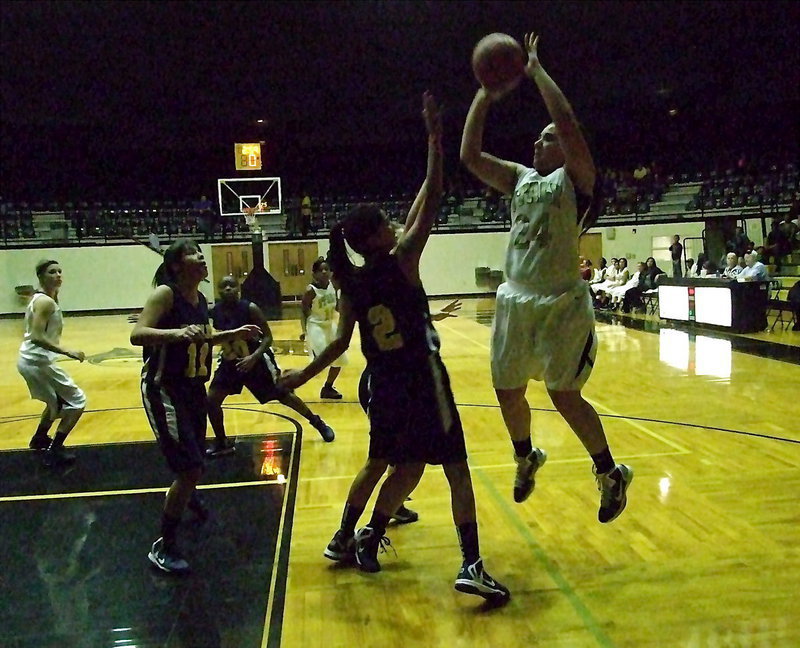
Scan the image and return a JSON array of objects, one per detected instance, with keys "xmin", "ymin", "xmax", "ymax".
[{"xmin": 0, "ymin": 298, "xmax": 798, "ymax": 648}]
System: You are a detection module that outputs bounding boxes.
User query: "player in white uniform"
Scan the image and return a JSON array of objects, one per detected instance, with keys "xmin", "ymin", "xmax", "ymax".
[
  {"xmin": 17, "ymin": 259, "xmax": 87, "ymax": 467},
  {"xmin": 461, "ymin": 32, "xmax": 632, "ymax": 523},
  {"xmin": 301, "ymin": 258, "xmax": 347, "ymax": 399}
]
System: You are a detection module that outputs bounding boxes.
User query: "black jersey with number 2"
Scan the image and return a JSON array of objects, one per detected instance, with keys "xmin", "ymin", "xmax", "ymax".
[
  {"xmin": 142, "ymin": 285, "xmax": 212, "ymax": 385},
  {"xmin": 348, "ymin": 254, "xmax": 440, "ymax": 373}
]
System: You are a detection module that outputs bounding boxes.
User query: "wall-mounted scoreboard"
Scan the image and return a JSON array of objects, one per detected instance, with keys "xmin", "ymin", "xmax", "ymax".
[{"xmin": 235, "ymin": 143, "xmax": 262, "ymax": 171}]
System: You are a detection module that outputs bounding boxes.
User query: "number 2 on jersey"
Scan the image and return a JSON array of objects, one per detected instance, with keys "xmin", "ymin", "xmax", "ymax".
[
  {"xmin": 368, "ymin": 304, "xmax": 404, "ymax": 351},
  {"xmin": 185, "ymin": 342, "xmax": 210, "ymax": 378}
]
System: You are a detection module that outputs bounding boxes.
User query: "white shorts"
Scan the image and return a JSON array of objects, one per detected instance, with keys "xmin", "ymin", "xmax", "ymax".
[
  {"xmin": 306, "ymin": 321, "xmax": 348, "ymax": 367},
  {"xmin": 17, "ymin": 357, "xmax": 87, "ymax": 418},
  {"xmin": 491, "ymin": 280, "xmax": 597, "ymax": 392}
]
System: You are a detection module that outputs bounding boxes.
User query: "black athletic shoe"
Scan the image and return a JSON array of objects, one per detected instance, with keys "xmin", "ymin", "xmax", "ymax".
[
  {"xmin": 320, "ymin": 385, "xmax": 343, "ymax": 400},
  {"xmin": 148, "ymin": 538, "xmax": 190, "ymax": 574},
  {"xmin": 354, "ymin": 526, "xmax": 394, "ymax": 573},
  {"xmin": 454, "ymin": 559, "xmax": 510, "ymax": 604},
  {"xmin": 594, "ymin": 463, "xmax": 634, "ymax": 523},
  {"xmin": 390, "ymin": 505, "xmax": 419, "ymax": 524},
  {"xmin": 310, "ymin": 416, "xmax": 335, "ymax": 442},
  {"xmin": 42, "ymin": 446, "xmax": 76, "ymax": 468},
  {"xmin": 206, "ymin": 438, "xmax": 236, "ymax": 458},
  {"xmin": 513, "ymin": 448, "xmax": 547, "ymax": 503},
  {"xmin": 323, "ymin": 529, "xmax": 355, "ymax": 562},
  {"xmin": 29, "ymin": 434, "xmax": 53, "ymax": 451}
]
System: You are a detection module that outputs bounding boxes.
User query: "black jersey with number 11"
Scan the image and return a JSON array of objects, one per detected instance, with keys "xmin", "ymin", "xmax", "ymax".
[{"xmin": 142, "ymin": 285, "xmax": 212, "ymax": 385}]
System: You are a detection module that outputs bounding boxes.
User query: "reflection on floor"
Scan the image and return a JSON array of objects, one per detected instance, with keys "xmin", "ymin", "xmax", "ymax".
[{"xmin": 0, "ymin": 433, "xmax": 299, "ymax": 648}]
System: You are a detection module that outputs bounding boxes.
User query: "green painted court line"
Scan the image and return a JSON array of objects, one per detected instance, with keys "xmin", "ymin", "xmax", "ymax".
[{"xmin": 475, "ymin": 467, "xmax": 616, "ymax": 648}]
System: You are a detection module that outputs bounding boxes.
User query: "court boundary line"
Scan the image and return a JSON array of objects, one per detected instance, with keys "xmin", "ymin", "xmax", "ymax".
[
  {"xmin": 263, "ymin": 425, "xmax": 302, "ymax": 648},
  {"xmin": 0, "ymin": 479, "xmax": 282, "ymax": 503}
]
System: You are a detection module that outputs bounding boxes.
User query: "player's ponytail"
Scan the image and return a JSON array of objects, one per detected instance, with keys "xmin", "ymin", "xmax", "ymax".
[{"xmin": 328, "ymin": 222, "xmax": 355, "ymax": 291}]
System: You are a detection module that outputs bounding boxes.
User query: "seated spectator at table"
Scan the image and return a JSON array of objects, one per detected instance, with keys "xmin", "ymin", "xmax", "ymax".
[
  {"xmin": 623, "ymin": 257, "xmax": 665, "ymax": 313},
  {"xmin": 608, "ymin": 262, "xmax": 643, "ymax": 310},
  {"xmin": 702, "ymin": 259, "xmax": 719, "ymax": 277},
  {"xmin": 590, "ymin": 257, "xmax": 608, "ymax": 285},
  {"xmin": 722, "ymin": 252, "xmax": 743, "ymax": 279},
  {"xmin": 726, "ymin": 226, "xmax": 751, "ymax": 257},
  {"xmin": 684, "ymin": 258, "xmax": 694, "ymax": 277},
  {"xmin": 688, "ymin": 253, "xmax": 708, "ymax": 278},
  {"xmin": 738, "ymin": 252, "xmax": 770, "ymax": 281}
]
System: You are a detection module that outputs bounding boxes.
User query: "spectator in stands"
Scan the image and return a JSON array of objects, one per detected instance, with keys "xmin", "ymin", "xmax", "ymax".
[
  {"xmin": 446, "ymin": 174, "xmax": 464, "ymax": 208},
  {"xmin": 482, "ymin": 185, "xmax": 500, "ymax": 221},
  {"xmin": 763, "ymin": 216, "xmax": 791, "ymax": 266},
  {"xmin": 669, "ymin": 235, "xmax": 683, "ymax": 277},
  {"xmin": 726, "ymin": 226, "xmax": 751, "ymax": 257},
  {"xmin": 623, "ymin": 257, "xmax": 664, "ymax": 313},
  {"xmin": 300, "ymin": 191, "xmax": 312, "ymax": 237},
  {"xmin": 722, "ymin": 253, "xmax": 743, "ymax": 279},
  {"xmin": 195, "ymin": 195, "xmax": 216, "ymax": 242},
  {"xmin": 780, "ymin": 213, "xmax": 799, "ymax": 250},
  {"xmin": 590, "ymin": 257, "xmax": 607, "ymax": 285},
  {"xmin": 739, "ymin": 252, "xmax": 770, "ymax": 281},
  {"xmin": 633, "ymin": 163, "xmax": 650, "ymax": 185},
  {"xmin": 685, "ymin": 258, "xmax": 694, "ymax": 275}
]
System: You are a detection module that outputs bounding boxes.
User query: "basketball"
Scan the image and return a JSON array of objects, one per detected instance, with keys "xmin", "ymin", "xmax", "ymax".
[{"xmin": 471, "ymin": 33, "xmax": 526, "ymax": 91}]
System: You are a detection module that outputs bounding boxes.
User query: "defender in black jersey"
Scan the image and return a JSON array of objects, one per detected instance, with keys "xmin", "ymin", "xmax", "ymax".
[
  {"xmin": 206, "ymin": 275, "xmax": 334, "ymax": 456},
  {"xmin": 280, "ymin": 93, "xmax": 509, "ymax": 604},
  {"xmin": 131, "ymin": 239, "xmax": 259, "ymax": 574}
]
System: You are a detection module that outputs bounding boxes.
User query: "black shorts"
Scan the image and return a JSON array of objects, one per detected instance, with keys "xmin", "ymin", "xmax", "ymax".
[
  {"xmin": 141, "ymin": 380, "xmax": 208, "ymax": 474},
  {"xmin": 363, "ymin": 355, "xmax": 467, "ymax": 466},
  {"xmin": 209, "ymin": 351, "xmax": 287, "ymax": 404}
]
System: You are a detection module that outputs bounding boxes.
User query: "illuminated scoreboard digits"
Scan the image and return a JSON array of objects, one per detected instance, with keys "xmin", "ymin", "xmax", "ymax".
[{"xmin": 234, "ymin": 143, "xmax": 262, "ymax": 170}]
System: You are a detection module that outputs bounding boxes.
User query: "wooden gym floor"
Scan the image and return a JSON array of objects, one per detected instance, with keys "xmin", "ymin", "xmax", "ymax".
[{"xmin": 0, "ymin": 298, "xmax": 797, "ymax": 647}]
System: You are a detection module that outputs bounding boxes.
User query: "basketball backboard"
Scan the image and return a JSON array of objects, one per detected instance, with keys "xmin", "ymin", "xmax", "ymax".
[{"xmin": 217, "ymin": 177, "xmax": 282, "ymax": 217}]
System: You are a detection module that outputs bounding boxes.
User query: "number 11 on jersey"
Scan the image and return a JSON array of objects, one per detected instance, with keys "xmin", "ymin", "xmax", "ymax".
[{"xmin": 185, "ymin": 342, "xmax": 211, "ymax": 378}]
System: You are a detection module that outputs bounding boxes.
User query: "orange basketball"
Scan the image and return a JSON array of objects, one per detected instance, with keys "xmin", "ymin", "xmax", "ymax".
[{"xmin": 471, "ymin": 33, "xmax": 525, "ymax": 91}]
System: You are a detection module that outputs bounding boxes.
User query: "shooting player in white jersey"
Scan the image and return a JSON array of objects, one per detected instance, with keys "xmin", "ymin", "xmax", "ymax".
[{"xmin": 461, "ymin": 32, "xmax": 632, "ymax": 523}]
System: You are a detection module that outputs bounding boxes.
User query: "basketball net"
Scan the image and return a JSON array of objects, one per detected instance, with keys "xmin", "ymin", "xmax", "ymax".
[{"xmin": 243, "ymin": 203, "xmax": 266, "ymax": 233}]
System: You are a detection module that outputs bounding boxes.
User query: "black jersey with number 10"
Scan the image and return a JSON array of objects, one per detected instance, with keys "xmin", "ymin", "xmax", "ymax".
[
  {"xmin": 347, "ymin": 255, "xmax": 440, "ymax": 372},
  {"xmin": 209, "ymin": 299, "xmax": 261, "ymax": 362},
  {"xmin": 142, "ymin": 285, "xmax": 212, "ymax": 385}
]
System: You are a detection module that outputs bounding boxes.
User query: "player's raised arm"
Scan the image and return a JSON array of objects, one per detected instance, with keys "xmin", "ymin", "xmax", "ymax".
[
  {"xmin": 524, "ymin": 33, "xmax": 595, "ymax": 195},
  {"xmin": 460, "ymin": 87, "xmax": 526, "ymax": 197},
  {"xmin": 395, "ymin": 92, "xmax": 443, "ymax": 271}
]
